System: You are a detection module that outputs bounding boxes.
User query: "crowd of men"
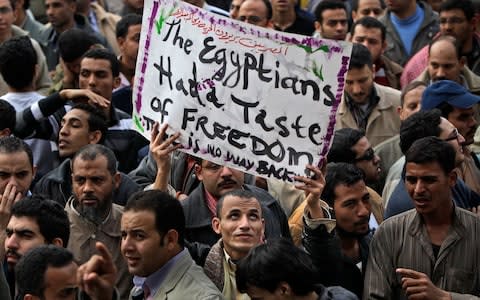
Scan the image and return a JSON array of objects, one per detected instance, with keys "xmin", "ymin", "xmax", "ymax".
[{"xmin": 0, "ymin": 0, "xmax": 479, "ymax": 299}]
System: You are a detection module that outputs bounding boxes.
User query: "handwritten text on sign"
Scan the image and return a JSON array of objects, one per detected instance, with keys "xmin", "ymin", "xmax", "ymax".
[{"xmin": 133, "ymin": 0, "xmax": 352, "ymax": 182}]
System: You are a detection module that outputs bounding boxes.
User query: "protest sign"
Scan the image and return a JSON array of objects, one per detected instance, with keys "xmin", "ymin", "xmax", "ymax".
[{"xmin": 132, "ymin": 0, "xmax": 352, "ymax": 182}]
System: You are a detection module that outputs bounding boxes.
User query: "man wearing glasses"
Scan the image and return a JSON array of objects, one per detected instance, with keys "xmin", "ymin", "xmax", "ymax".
[
  {"xmin": 237, "ymin": 0, "xmax": 273, "ymax": 28},
  {"xmin": 385, "ymin": 105, "xmax": 480, "ymax": 218},
  {"xmin": 402, "ymin": 0, "xmax": 480, "ymax": 87},
  {"xmin": 327, "ymin": 128, "xmax": 384, "ymax": 227}
]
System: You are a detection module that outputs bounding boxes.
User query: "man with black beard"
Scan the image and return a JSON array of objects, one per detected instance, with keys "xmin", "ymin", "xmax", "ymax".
[
  {"xmin": 65, "ymin": 144, "xmax": 132, "ymax": 299},
  {"xmin": 303, "ymin": 163, "xmax": 373, "ymax": 298}
]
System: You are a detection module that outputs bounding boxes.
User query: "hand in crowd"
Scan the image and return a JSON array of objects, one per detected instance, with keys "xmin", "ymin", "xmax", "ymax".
[
  {"xmin": 59, "ymin": 89, "xmax": 110, "ymax": 111},
  {"xmin": 470, "ymin": 205, "xmax": 480, "ymax": 216},
  {"xmin": 294, "ymin": 163, "xmax": 326, "ymax": 219},
  {"xmin": 77, "ymin": 242, "xmax": 117, "ymax": 300},
  {"xmin": 397, "ymin": 268, "xmax": 452, "ymax": 300},
  {"xmin": 60, "ymin": 58, "xmax": 76, "ymax": 89},
  {"xmin": 151, "ymin": 122, "xmax": 182, "ymax": 191},
  {"xmin": 0, "ymin": 182, "xmax": 22, "ymax": 229}
]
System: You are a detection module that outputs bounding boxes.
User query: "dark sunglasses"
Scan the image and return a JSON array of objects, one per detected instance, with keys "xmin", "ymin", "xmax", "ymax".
[{"xmin": 354, "ymin": 148, "xmax": 375, "ymax": 162}]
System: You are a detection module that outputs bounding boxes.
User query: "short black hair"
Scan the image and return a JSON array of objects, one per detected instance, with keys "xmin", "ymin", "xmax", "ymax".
[
  {"xmin": 440, "ymin": 0, "xmax": 474, "ymax": 20},
  {"xmin": 315, "ymin": 0, "xmax": 347, "ymax": 23},
  {"xmin": 0, "ymin": 36, "xmax": 37, "ymax": 90},
  {"xmin": 70, "ymin": 103, "xmax": 108, "ymax": 144},
  {"xmin": 327, "ymin": 128, "xmax": 365, "ymax": 163},
  {"xmin": 216, "ymin": 189, "xmax": 261, "ymax": 219},
  {"xmin": 72, "ymin": 144, "xmax": 118, "ymax": 175},
  {"xmin": 429, "ymin": 35, "xmax": 462, "ymax": 60},
  {"xmin": 125, "ymin": 190, "xmax": 185, "ymax": 247},
  {"xmin": 15, "ymin": 245, "xmax": 74, "ymax": 300},
  {"xmin": 0, "ymin": 99, "xmax": 15, "ymax": 131},
  {"xmin": 59, "ymin": 28, "xmax": 102, "ymax": 63},
  {"xmin": 399, "ymin": 110, "xmax": 443, "ymax": 154},
  {"xmin": 11, "ymin": 195, "xmax": 70, "ymax": 246},
  {"xmin": 400, "ymin": 81, "xmax": 427, "ymax": 107},
  {"xmin": 0, "ymin": 136, "xmax": 33, "ymax": 168},
  {"xmin": 116, "ymin": 13, "xmax": 142, "ymax": 38},
  {"xmin": 349, "ymin": 43, "xmax": 373, "ymax": 70},
  {"xmin": 236, "ymin": 238, "xmax": 317, "ymax": 296},
  {"xmin": 351, "ymin": 0, "xmax": 385, "ymax": 11},
  {"xmin": 321, "ymin": 163, "xmax": 365, "ymax": 207},
  {"xmin": 82, "ymin": 48, "xmax": 120, "ymax": 77},
  {"xmin": 405, "ymin": 136, "xmax": 456, "ymax": 175},
  {"xmin": 351, "ymin": 16, "xmax": 386, "ymax": 42}
]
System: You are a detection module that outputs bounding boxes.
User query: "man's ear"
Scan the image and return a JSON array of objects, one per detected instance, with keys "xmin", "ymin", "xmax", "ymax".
[
  {"xmin": 113, "ymin": 172, "xmax": 121, "ymax": 189},
  {"xmin": 88, "ymin": 130, "xmax": 102, "ymax": 144},
  {"xmin": 31, "ymin": 165, "xmax": 37, "ymax": 182},
  {"xmin": 448, "ymin": 170, "xmax": 457, "ymax": 188},
  {"xmin": 165, "ymin": 229, "xmax": 179, "ymax": 250},
  {"xmin": 396, "ymin": 106, "xmax": 402, "ymax": 116},
  {"xmin": 212, "ymin": 217, "xmax": 221, "ymax": 234},
  {"xmin": 113, "ymin": 76, "xmax": 121, "ymax": 89},
  {"xmin": 117, "ymin": 37, "xmax": 125, "ymax": 49},
  {"xmin": 52, "ymin": 237, "xmax": 64, "ymax": 247},
  {"xmin": 314, "ymin": 21, "xmax": 321, "ymax": 33},
  {"xmin": 0, "ymin": 128, "xmax": 11, "ymax": 137},
  {"xmin": 459, "ymin": 56, "xmax": 466, "ymax": 68},
  {"xmin": 194, "ymin": 164, "xmax": 203, "ymax": 181},
  {"xmin": 381, "ymin": 40, "xmax": 387, "ymax": 53},
  {"xmin": 277, "ymin": 282, "xmax": 293, "ymax": 296}
]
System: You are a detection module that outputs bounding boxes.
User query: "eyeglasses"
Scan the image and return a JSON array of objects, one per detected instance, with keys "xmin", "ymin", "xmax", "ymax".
[
  {"xmin": 238, "ymin": 15, "xmax": 265, "ymax": 24},
  {"xmin": 439, "ymin": 17, "xmax": 466, "ymax": 25},
  {"xmin": 354, "ymin": 148, "xmax": 375, "ymax": 162},
  {"xmin": 443, "ymin": 128, "xmax": 460, "ymax": 142}
]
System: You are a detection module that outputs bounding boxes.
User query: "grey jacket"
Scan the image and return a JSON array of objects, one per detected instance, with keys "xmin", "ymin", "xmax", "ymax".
[{"xmin": 379, "ymin": 2, "xmax": 439, "ymax": 66}]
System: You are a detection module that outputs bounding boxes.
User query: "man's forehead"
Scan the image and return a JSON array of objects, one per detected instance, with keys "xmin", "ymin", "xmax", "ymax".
[
  {"xmin": 72, "ymin": 156, "xmax": 109, "ymax": 172},
  {"xmin": 440, "ymin": 9, "xmax": 466, "ymax": 17},
  {"xmin": 0, "ymin": 0, "xmax": 11, "ymax": 8},
  {"xmin": 64, "ymin": 109, "xmax": 89, "ymax": 120},
  {"xmin": 8, "ymin": 216, "xmax": 40, "ymax": 230},
  {"xmin": 81, "ymin": 58, "xmax": 112, "ymax": 71},
  {"xmin": 0, "ymin": 151, "xmax": 31, "ymax": 166},
  {"xmin": 222, "ymin": 196, "xmax": 261, "ymax": 212}
]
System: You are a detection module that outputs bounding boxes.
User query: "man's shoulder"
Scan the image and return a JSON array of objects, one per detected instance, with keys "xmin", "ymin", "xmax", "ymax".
[
  {"xmin": 374, "ymin": 83, "xmax": 401, "ymax": 108},
  {"xmin": 163, "ymin": 252, "xmax": 223, "ymax": 299},
  {"xmin": 377, "ymin": 209, "xmax": 417, "ymax": 234}
]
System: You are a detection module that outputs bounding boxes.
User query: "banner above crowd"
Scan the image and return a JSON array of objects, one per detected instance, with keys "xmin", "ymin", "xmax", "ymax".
[{"xmin": 133, "ymin": 0, "xmax": 352, "ymax": 182}]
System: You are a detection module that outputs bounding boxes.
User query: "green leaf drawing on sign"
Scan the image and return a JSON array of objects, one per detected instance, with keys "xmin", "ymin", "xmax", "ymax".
[
  {"xmin": 134, "ymin": 115, "xmax": 145, "ymax": 133},
  {"xmin": 155, "ymin": 7, "xmax": 176, "ymax": 34},
  {"xmin": 296, "ymin": 44, "xmax": 330, "ymax": 54},
  {"xmin": 312, "ymin": 61, "xmax": 324, "ymax": 81}
]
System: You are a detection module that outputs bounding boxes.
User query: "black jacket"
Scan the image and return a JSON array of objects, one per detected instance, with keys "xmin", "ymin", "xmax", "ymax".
[{"xmin": 303, "ymin": 220, "xmax": 372, "ymax": 298}]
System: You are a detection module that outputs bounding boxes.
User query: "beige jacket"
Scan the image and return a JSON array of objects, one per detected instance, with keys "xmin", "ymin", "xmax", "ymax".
[{"xmin": 336, "ymin": 83, "xmax": 401, "ymax": 147}]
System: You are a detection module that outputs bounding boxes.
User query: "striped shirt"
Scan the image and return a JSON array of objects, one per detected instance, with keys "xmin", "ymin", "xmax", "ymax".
[{"xmin": 364, "ymin": 207, "xmax": 480, "ymax": 299}]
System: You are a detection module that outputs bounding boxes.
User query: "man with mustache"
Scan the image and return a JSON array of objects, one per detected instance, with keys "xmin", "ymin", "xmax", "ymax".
[
  {"xmin": 364, "ymin": 137, "xmax": 480, "ymax": 299},
  {"xmin": 420, "ymin": 80, "xmax": 480, "ymax": 195},
  {"xmin": 303, "ymin": 162, "xmax": 373, "ymax": 298},
  {"xmin": 182, "ymin": 157, "xmax": 291, "ymax": 246},
  {"xmin": 2, "ymin": 195, "xmax": 70, "ymax": 299},
  {"xmin": 336, "ymin": 43, "xmax": 401, "ymax": 147},
  {"xmin": 65, "ymin": 144, "xmax": 132, "ymax": 299},
  {"xmin": 414, "ymin": 35, "xmax": 480, "ymax": 93}
]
